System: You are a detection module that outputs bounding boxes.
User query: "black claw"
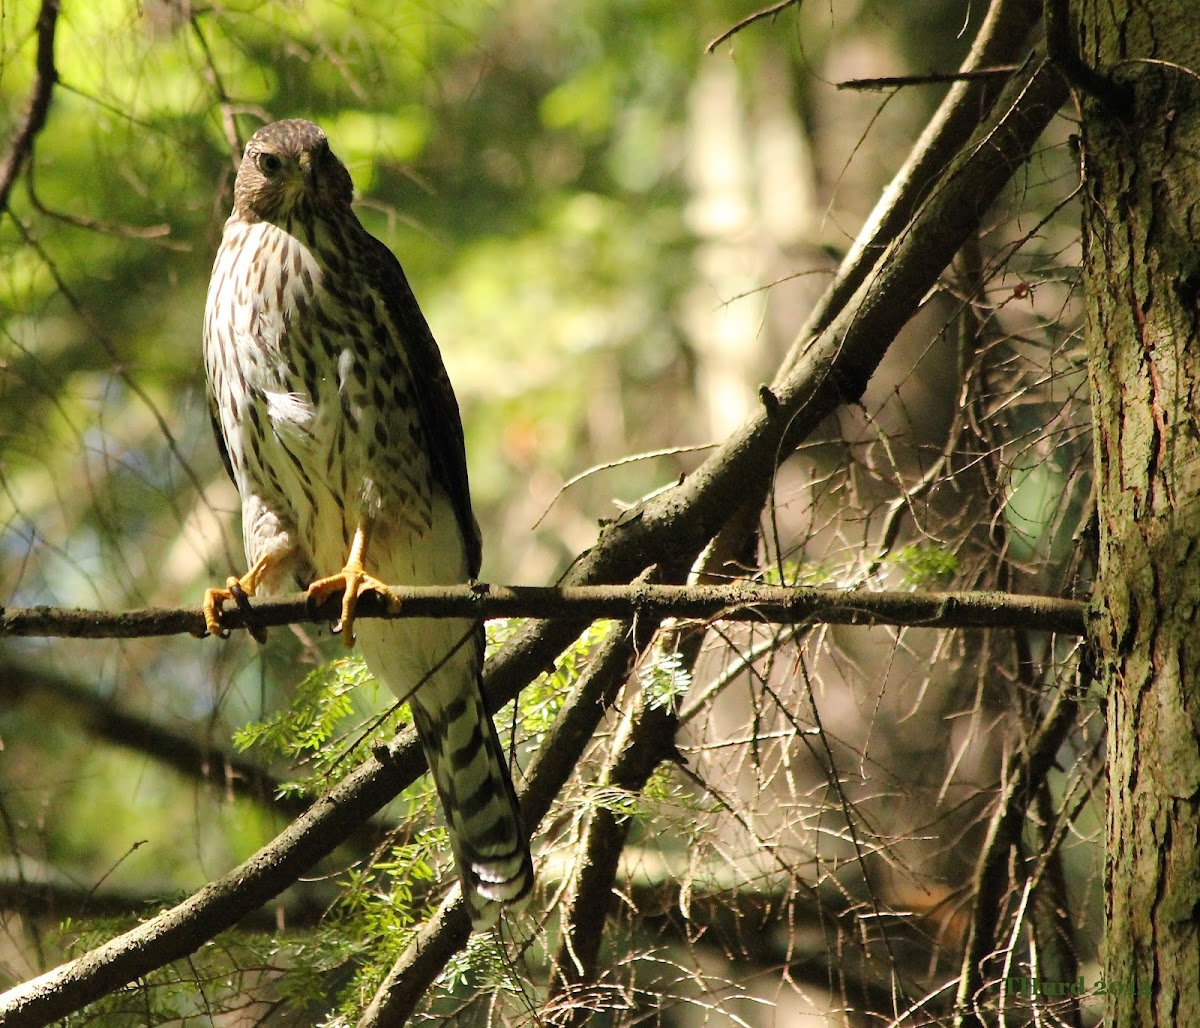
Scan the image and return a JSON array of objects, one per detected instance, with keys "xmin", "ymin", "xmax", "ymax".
[{"xmin": 229, "ymin": 584, "xmax": 267, "ymax": 643}]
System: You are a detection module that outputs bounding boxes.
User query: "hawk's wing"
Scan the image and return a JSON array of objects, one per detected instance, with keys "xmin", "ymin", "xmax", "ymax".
[
  {"xmin": 208, "ymin": 389, "xmax": 236, "ymax": 486},
  {"xmin": 362, "ymin": 232, "xmax": 483, "ymax": 579}
]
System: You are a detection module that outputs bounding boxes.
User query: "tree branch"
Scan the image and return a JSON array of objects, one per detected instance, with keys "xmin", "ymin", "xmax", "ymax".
[
  {"xmin": 546, "ymin": 678, "xmax": 682, "ymax": 1025},
  {"xmin": 0, "ymin": 583, "xmax": 1085, "ymax": 640},
  {"xmin": 705, "ymin": 0, "xmax": 802, "ymax": 53},
  {"xmin": 778, "ymin": 0, "xmax": 1046, "ymax": 378},
  {"xmin": 0, "ymin": 875, "xmax": 330, "ymax": 932},
  {"xmin": 0, "ymin": 0, "xmax": 58, "ymax": 217},
  {"xmin": 953, "ymin": 677, "xmax": 1084, "ymax": 1024},
  {"xmin": 693, "ymin": 0, "xmax": 1048, "ymax": 620}
]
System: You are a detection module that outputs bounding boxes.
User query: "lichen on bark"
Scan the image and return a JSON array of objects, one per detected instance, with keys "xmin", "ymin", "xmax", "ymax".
[{"xmin": 1081, "ymin": 0, "xmax": 1200, "ymax": 1022}]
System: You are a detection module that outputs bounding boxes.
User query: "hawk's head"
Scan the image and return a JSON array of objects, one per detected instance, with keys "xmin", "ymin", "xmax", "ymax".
[{"xmin": 232, "ymin": 119, "xmax": 353, "ymax": 223}]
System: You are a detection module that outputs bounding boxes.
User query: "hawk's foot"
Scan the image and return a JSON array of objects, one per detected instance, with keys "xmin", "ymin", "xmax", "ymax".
[
  {"xmin": 203, "ymin": 553, "xmax": 278, "ymax": 642},
  {"xmin": 306, "ymin": 562, "xmax": 390, "ymax": 648},
  {"xmin": 204, "ymin": 578, "xmax": 241, "ymax": 639},
  {"xmin": 204, "ymin": 577, "xmax": 267, "ymax": 643}
]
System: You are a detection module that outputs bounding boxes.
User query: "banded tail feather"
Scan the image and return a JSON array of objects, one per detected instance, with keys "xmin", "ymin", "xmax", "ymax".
[{"xmin": 408, "ymin": 666, "xmax": 533, "ymax": 928}]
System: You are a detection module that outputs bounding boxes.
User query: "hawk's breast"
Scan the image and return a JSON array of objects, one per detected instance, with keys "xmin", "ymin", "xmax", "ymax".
[{"xmin": 204, "ymin": 217, "xmax": 435, "ymax": 575}]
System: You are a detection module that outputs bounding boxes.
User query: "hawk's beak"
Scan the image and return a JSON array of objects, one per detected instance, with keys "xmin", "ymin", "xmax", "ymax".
[{"xmin": 299, "ymin": 152, "xmax": 317, "ymax": 191}]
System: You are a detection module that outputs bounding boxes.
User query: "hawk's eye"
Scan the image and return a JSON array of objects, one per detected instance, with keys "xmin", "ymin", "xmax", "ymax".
[{"xmin": 257, "ymin": 152, "xmax": 283, "ymax": 177}]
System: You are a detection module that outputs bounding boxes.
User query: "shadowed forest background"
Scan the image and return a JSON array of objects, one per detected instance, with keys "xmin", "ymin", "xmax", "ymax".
[{"xmin": 0, "ymin": 1, "xmax": 1113, "ymax": 1024}]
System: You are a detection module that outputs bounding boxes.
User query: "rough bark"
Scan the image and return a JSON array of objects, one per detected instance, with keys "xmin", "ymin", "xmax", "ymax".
[{"xmin": 1080, "ymin": 0, "xmax": 1200, "ymax": 1023}]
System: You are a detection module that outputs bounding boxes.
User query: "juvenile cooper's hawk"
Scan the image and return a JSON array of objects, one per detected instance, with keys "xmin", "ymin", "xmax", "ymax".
[{"xmin": 202, "ymin": 119, "xmax": 532, "ymax": 929}]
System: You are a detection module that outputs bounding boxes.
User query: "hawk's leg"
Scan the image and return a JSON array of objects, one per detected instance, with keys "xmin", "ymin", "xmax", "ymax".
[
  {"xmin": 204, "ymin": 551, "xmax": 283, "ymax": 641},
  {"xmin": 306, "ymin": 522, "xmax": 391, "ymax": 648}
]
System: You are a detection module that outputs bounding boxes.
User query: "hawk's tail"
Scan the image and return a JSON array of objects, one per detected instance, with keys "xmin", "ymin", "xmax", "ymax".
[{"xmin": 408, "ymin": 669, "xmax": 533, "ymax": 930}]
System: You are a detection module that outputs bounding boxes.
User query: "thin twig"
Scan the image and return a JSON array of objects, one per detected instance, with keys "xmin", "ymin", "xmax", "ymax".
[
  {"xmin": 706, "ymin": 0, "xmax": 803, "ymax": 54},
  {"xmin": 531, "ymin": 443, "xmax": 718, "ymax": 530},
  {"xmin": 836, "ymin": 67, "xmax": 1021, "ymax": 91}
]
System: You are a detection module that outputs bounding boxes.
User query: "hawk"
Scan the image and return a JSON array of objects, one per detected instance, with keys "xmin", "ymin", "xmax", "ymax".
[{"xmin": 201, "ymin": 119, "xmax": 532, "ymax": 930}]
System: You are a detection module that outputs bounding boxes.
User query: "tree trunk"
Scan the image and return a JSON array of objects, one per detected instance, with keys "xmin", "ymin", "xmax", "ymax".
[{"xmin": 1081, "ymin": 0, "xmax": 1200, "ymax": 1023}]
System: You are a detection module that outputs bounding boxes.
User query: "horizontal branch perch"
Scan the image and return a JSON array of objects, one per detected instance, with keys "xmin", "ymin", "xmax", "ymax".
[{"xmin": 0, "ymin": 583, "xmax": 1086, "ymax": 639}]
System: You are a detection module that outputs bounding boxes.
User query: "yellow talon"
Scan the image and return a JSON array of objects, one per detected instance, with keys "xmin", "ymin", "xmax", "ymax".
[
  {"xmin": 203, "ymin": 552, "xmax": 279, "ymax": 641},
  {"xmin": 306, "ymin": 523, "xmax": 387, "ymax": 647},
  {"xmin": 203, "ymin": 577, "xmax": 242, "ymax": 638}
]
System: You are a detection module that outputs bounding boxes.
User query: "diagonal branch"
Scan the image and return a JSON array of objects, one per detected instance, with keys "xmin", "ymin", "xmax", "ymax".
[
  {"xmin": 357, "ymin": 623, "xmax": 641, "ymax": 1026},
  {"xmin": 558, "ymin": 50, "xmax": 1068, "ymax": 607},
  {"xmin": 779, "ymin": 0, "xmax": 1045, "ymax": 376},
  {"xmin": 545, "ymin": 666, "xmax": 683, "ymax": 1025},
  {"xmin": 953, "ymin": 677, "xmax": 1084, "ymax": 1025}
]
